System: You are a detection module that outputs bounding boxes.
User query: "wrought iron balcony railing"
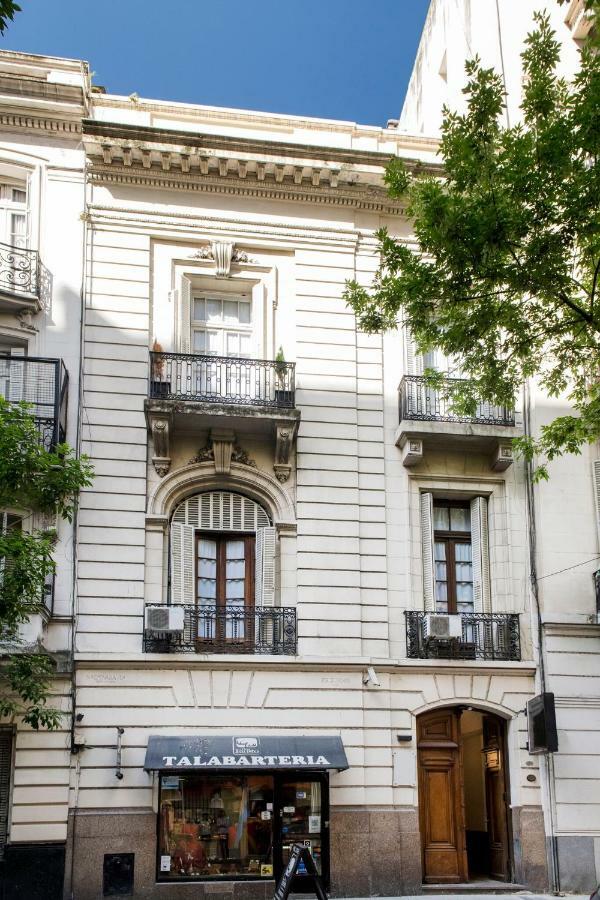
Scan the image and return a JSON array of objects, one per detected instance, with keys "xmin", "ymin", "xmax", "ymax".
[
  {"xmin": 144, "ymin": 605, "xmax": 297, "ymax": 655},
  {"xmin": 0, "ymin": 241, "xmax": 52, "ymax": 309},
  {"xmin": 399, "ymin": 375, "xmax": 515, "ymax": 426},
  {"xmin": 149, "ymin": 351, "xmax": 296, "ymax": 409},
  {"xmin": 405, "ymin": 611, "xmax": 521, "ymax": 661},
  {"xmin": 0, "ymin": 356, "xmax": 68, "ymax": 451}
]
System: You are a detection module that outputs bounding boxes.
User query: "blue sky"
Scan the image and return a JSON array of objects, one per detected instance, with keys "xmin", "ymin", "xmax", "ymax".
[{"xmin": 1, "ymin": 0, "xmax": 430, "ymax": 126}]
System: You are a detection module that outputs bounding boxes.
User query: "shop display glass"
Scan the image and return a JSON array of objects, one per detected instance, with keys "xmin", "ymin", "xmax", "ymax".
[{"xmin": 159, "ymin": 774, "xmax": 274, "ymax": 879}]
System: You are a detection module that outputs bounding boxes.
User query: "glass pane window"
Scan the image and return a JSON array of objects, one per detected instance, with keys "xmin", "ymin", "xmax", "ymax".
[
  {"xmin": 191, "ymin": 295, "xmax": 252, "ymax": 362},
  {"xmin": 158, "ymin": 774, "xmax": 274, "ymax": 880},
  {"xmin": 196, "ymin": 533, "xmax": 254, "ymax": 644},
  {"xmin": 433, "ymin": 503, "xmax": 473, "ymax": 614}
]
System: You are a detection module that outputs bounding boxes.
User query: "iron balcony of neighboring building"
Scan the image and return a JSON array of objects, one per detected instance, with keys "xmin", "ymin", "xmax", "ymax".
[
  {"xmin": 0, "ymin": 355, "xmax": 68, "ymax": 451},
  {"xmin": 405, "ymin": 610, "xmax": 521, "ymax": 661},
  {"xmin": 144, "ymin": 351, "xmax": 300, "ymax": 480},
  {"xmin": 0, "ymin": 241, "xmax": 53, "ymax": 314},
  {"xmin": 396, "ymin": 375, "xmax": 522, "ymax": 470},
  {"xmin": 143, "ymin": 604, "xmax": 297, "ymax": 656}
]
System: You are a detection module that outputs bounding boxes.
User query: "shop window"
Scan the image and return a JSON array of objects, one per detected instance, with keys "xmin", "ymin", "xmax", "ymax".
[
  {"xmin": 158, "ymin": 773, "xmax": 326, "ymax": 883},
  {"xmin": 420, "ymin": 493, "xmax": 491, "ymax": 613},
  {"xmin": 159, "ymin": 773, "xmax": 274, "ymax": 879}
]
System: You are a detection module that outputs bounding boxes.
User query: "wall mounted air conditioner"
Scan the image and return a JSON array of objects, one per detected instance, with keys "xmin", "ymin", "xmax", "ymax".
[
  {"xmin": 145, "ymin": 606, "xmax": 185, "ymax": 633},
  {"xmin": 424, "ymin": 613, "xmax": 463, "ymax": 640}
]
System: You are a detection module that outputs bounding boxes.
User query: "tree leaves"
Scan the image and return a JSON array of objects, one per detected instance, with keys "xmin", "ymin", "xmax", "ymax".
[
  {"xmin": 0, "ymin": 399, "xmax": 92, "ymax": 729},
  {"xmin": 0, "ymin": 1, "xmax": 20, "ymax": 35},
  {"xmin": 344, "ymin": 10, "xmax": 600, "ymax": 469}
]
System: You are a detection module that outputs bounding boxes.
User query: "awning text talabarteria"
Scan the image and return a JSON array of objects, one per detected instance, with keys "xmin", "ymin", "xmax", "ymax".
[{"xmin": 144, "ymin": 735, "xmax": 349, "ymax": 772}]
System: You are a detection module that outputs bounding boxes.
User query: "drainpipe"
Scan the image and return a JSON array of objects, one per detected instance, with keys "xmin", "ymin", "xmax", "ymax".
[{"xmin": 522, "ymin": 378, "xmax": 560, "ymax": 893}]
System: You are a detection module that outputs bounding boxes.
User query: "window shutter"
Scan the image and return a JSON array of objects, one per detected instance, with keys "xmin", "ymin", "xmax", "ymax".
[
  {"xmin": 7, "ymin": 348, "xmax": 24, "ymax": 404},
  {"xmin": 170, "ymin": 523, "xmax": 194, "ymax": 604},
  {"xmin": 404, "ymin": 329, "xmax": 421, "ymax": 376},
  {"xmin": 420, "ymin": 492, "xmax": 435, "ymax": 611},
  {"xmin": 471, "ymin": 496, "xmax": 491, "ymax": 613},
  {"xmin": 593, "ymin": 461, "xmax": 600, "ymax": 549},
  {"xmin": 255, "ymin": 526, "xmax": 276, "ymax": 607},
  {"xmin": 176, "ymin": 276, "xmax": 192, "ymax": 354},
  {"xmin": 0, "ymin": 729, "xmax": 12, "ymax": 859}
]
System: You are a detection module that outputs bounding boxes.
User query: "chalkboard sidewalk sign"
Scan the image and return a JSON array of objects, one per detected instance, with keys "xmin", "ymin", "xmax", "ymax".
[{"xmin": 273, "ymin": 843, "xmax": 328, "ymax": 900}]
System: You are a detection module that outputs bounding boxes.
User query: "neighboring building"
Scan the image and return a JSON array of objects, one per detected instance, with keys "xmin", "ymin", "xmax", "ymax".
[
  {"xmin": 400, "ymin": 1, "xmax": 600, "ymax": 893},
  {"xmin": 0, "ymin": 52, "xmax": 88, "ymax": 898}
]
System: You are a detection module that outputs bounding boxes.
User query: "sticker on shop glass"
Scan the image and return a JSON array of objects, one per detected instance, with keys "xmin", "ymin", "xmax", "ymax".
[
  {"xmin": 266, "ymin": 802, "xmax": 273, "ymax": 811},
  {"xmin": 160, "ymin": 855, "xmax": 171, "ymax": 872},
  {"xmin": 261, "ymin": 810, "xmax": 271, "ymax": 820},
  {"xmin": 283, "ymin": 806, "xmax": 295, "ymax": 813},
  {"xmin": 261, "ymin": 864, "xmax": 273, "ymax": 877},
  {"xmin": 296, "ymin": 791, "xmax": 306, "ymax": 799},
  {"xmin": 309, "ymin": 815, "xmax": 321, "ymax": 833}
]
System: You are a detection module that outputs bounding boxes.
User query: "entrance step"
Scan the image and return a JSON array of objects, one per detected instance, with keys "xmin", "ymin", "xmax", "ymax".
[{"xmin": 422, "ymin": 883, "xmax": 527, "ymax": 894}]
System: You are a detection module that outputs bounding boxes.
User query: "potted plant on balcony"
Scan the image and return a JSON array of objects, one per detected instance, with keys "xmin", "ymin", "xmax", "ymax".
[
  {"xmin": 150, "ymin": 339, "xmax": 170, "ymax": 399},
  {"xmin": 274, "ymin": 346, "xmax": 293, "ymax": 407}
]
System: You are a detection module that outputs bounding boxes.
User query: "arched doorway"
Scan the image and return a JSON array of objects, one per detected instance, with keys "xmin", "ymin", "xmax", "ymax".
[{"xmin": 417, "ymin": 707, "xmax": 511, "ymax": 885}]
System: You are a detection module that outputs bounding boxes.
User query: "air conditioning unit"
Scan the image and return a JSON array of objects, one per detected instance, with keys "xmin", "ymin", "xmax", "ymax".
[
  {"xmin": 425, "ymin": 613, "xmax": 463, "ymax": 640},
  {"xmin": 145, "ymin": 606, "xmax": 185, "ymax": 633}
]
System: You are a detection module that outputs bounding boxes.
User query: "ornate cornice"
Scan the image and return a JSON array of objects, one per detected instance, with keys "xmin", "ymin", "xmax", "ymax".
[
  {"xmin": 82, "ymin": 118, "xmax": 438, "ymax": 214},
  {"xmin": 88, "ymin": 165, "xmax": 405, "ymax": 213},
  {"xmin": 0, "ymin": 110, "xmax": 82, "ymax": 135}
]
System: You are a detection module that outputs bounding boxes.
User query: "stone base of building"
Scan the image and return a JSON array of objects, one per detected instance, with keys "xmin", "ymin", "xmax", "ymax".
[
  {"xmin": 64, "ymin": 803, "xmax": 550, "ymax": 898},
  {"xmin": 555, "ymin": 834, "xmax": 600, "ymax": 893},
  {"xmin": 1, "ymin": 841, "xmax": 65, "ymax": 900}
]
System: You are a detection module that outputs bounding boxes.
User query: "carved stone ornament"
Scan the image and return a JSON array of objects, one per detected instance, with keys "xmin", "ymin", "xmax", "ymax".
[
  {"xmin": 16, "ymin": 309, "xmax": 37, "ymax": 331},
  {"xmin": 273, "ymin": 421, "xmax": 297, "ymax": 483},
  {"xmin": 189, "ymin": 431, "xmax": 257, "ymax": 475},
  {"xmin": 150, "ymin": 411, "xmax": 172, "ymax": 477},
  {"xmin": 189, "ymin": 242, "xmax": 255, "ymax": 275}
]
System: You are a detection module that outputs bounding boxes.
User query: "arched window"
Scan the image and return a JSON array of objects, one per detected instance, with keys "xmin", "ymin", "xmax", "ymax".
[{"xmin": 169, "ymin": 492, "xmax": 277, "ymax": 631}]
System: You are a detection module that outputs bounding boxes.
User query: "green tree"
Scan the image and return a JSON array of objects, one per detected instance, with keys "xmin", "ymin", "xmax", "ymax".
[
  {"xmin": 0, "ymin": 1, "xmax": 20, "ymax": 34},
  {"xmin": 0, "ymin": 399, "xmax": 92, "ymax": 729},
  {"xmin": 345, "ymin": 5, "xmax": 600, "ymax": 478}
]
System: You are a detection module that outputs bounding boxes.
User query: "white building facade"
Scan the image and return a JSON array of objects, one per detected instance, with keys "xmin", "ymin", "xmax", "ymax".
[
  {"xmin": 0, "ymin": 51, "xmax": 88, "ymax": 898},
  {"xmin": 0, "ymin": 26, "xmax": 592, "ymax": 897},
  {"xmin": 400, "ymin": 1, "xmax": 600, "ymax": 893}
]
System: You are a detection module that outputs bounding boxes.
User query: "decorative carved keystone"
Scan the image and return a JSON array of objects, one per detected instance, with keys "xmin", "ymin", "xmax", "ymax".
[
  {"xmin": 149, "ymin": 410, "xmax": 172, "ymax": 477},
  {"xmin": 211, "ymin": 429, "xmax": 236, "ymax": 474}
]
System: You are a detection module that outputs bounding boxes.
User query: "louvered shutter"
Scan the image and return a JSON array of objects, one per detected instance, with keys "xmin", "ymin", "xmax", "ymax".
[
  {"xmin": 471, "ymin": 496, "xmax": 491, "ymax": 613},
  {"xmin": 7, "ymin": 347, "xmax": 24, "ymax": 404},
  {"xmin": 420, "ymin": 492, "xmax": 435, "ymax": 611},
  {"xmin": 176, "ymin": 276, "xmax": 192, "ymax": 354},
  {"xmin": 0, "ymin": 729, "xmax": 12, "ymax": 860},
  {"xmin": 404, "ymin": 329, "xmax": 420, "ymax": 375},
  {"xmin": 170, "ymin": 523, "xmax": 194, "ymax": 604},
  {"xmin": 593, "ymin": 461, "xmax": 600, "ymax": 549},
  {"xmin": 255, "ymin": 526, "xmax": 276, "ymax": 607}
]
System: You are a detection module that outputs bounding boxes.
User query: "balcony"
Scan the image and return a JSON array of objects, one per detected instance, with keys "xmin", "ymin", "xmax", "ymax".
[
  {"xmin": 405, "ymin": 611, "xmax": 521, "ymax": 661},
  {"xmin": 143, "ymin": 604, "xmax": 297, "ymax": 655},
  {"xmin": 0, "ymin": 356, "xmax": 68, "ymax": 451},
  {"xmin": 145, "ymin": 352, "xmax": 300, "ymax": 480},
  {"xmin": 395, "ymin": 375, "xmax": 521, "ymax": 469},
  {"xmin": 0, "ymin": 241, "xmax": 52, "ymax": 315}
]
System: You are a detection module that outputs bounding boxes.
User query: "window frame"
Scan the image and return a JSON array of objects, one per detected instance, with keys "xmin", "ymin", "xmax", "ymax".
[
  {"xmin": 433, "ymin": 500, "xmax": 473, "ymax": 615},
  {"xmin": 195, "ymin": 530, "xmax": 256, "ymax": 650},
  {"xmin": 191, "ymin": 291, "xmax": 253, "ymax": 359}
]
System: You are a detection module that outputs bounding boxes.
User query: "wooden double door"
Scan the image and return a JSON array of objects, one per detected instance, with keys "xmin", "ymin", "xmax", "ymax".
[{"xmin": 417, "ymin": 708, "xmax": 510, "ymax": 884}]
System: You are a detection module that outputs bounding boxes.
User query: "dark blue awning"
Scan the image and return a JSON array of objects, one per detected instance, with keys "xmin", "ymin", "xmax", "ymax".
[{"xmin": 144, "ymin": 735, "xmax": 348, "ymax": 772}]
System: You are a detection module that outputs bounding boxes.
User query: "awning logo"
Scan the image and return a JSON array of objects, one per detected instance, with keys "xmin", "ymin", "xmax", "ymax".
[{"xmin": 233, "ymin": 737, "xmax": 260, "ymax": 755}]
